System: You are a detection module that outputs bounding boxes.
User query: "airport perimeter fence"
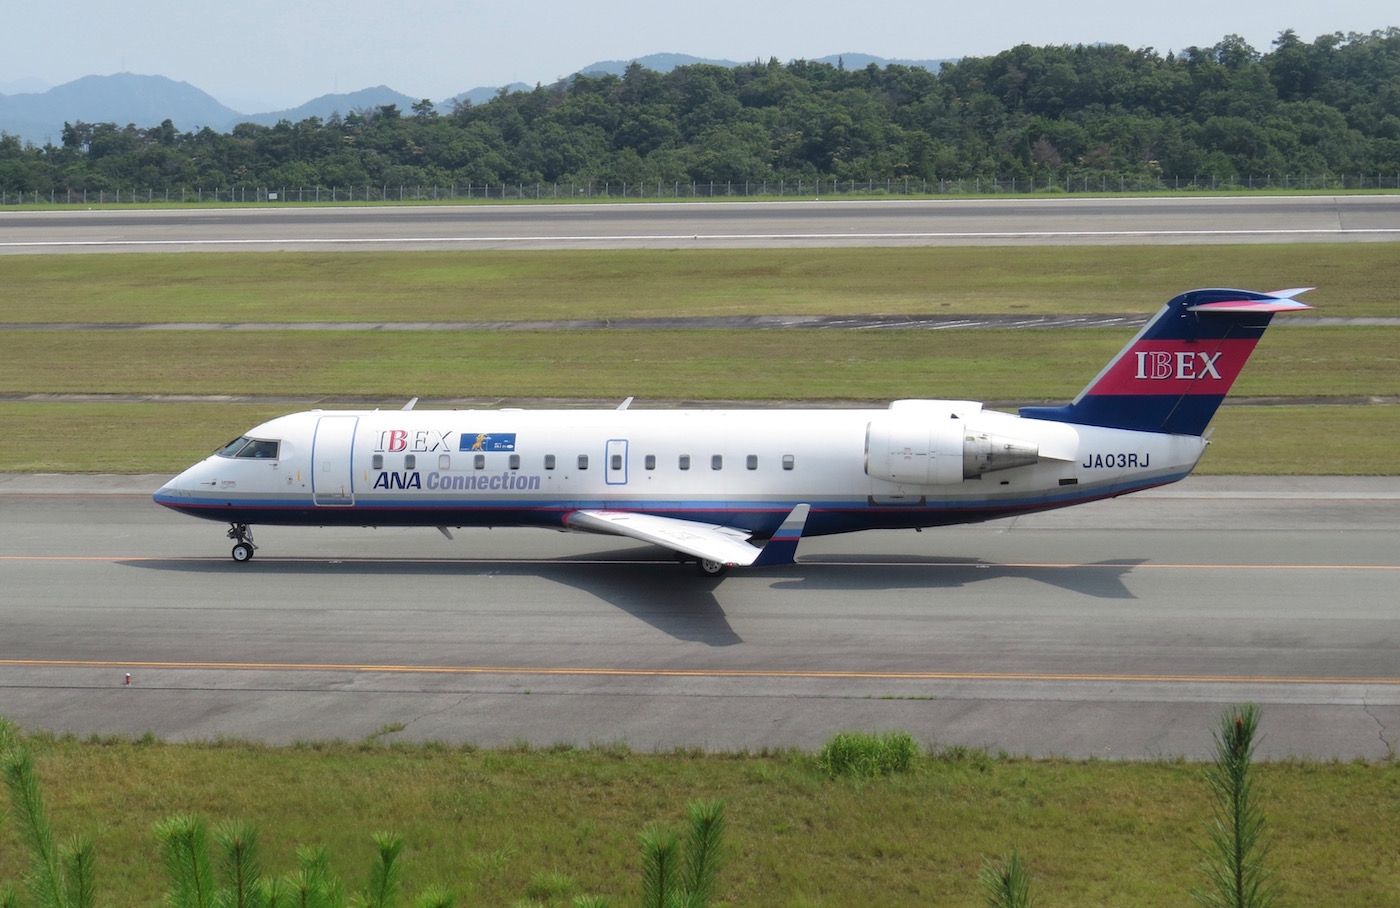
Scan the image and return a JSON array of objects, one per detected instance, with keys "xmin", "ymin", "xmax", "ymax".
[{"xmin": 2, "ymin": 172, "xmax": 1400, "ymax": 205}]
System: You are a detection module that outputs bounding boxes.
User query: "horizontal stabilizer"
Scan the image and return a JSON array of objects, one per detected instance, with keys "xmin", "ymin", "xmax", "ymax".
[{"xmin": 1187, "ymin": 287, "xmax": 1314, "ymax": 314}]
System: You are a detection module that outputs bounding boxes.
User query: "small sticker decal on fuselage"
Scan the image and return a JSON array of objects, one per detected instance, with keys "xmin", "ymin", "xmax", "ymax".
[
  {"xmin": 460, "ymin": 433, "xmax": 517, "ymax": 452},
  {"xmin": 1081, "ymin": 452, "xmax": 1151, "ymax": 469}
]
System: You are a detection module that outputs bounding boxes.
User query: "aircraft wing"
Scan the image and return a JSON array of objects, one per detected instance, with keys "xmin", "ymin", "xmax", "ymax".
[{"xmin": 566, "ymin": 507, "xmax": 808, "ymax": 567}]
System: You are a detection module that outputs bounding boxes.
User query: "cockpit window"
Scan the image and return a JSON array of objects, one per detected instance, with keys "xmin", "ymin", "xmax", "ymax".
[
  {"xmin": 216, "ymin": 436, "xmax": 251, "ymax": 457},
  {"xmin": 216, "ymin": 436, "xmax": 279, "ymax": 459},
  {"xmin": 237, "ymin": 439, "xmax": 280, "ymax": 459}
]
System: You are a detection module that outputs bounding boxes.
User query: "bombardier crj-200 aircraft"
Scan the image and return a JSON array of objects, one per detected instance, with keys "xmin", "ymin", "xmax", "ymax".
[{"xmin": 156, "ymin": 288, "xmax": 1312, "ymax": 576}]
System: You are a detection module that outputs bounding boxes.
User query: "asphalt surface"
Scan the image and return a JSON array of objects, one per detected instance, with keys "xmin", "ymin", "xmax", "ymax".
[
  {"xmin": 3, "ymin": 195, "xmax": 1399, "ymax": 253},
  {"xmin": 2, "ymin": 474, "xmax": 1396, "ymax": 759}
]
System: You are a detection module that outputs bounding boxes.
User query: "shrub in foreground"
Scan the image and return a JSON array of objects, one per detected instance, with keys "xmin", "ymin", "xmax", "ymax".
[{"xmin": 817, "ymin": 730, "xmax": 919, "ymax": 777}]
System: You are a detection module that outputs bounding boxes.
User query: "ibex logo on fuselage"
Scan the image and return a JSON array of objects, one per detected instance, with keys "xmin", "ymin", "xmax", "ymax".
[
  {"xmin": 1133, "ymin": 351, "xmax": 1223, "ymax": 381},
  {"xmin": 374, "ymin": 429, "xmax": 454, "ymax": 453}
]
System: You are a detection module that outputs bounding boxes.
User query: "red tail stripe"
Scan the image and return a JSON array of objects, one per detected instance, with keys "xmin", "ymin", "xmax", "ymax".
[{"xmin": 1087, "ymin": 338, "xmax": 1260, "ymax": 396}]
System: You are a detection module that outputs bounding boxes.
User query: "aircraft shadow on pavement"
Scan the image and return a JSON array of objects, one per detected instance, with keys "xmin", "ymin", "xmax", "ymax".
[
  {"xmin": 122, "ymin": 549, "xmax": 740, "ymax": 647},
  {"xmin": 765, "ymin": 556, "xmax": 1146, "ymax": 599},
  {"xmin": 123, "ymin": 549, "xmax": 1145, "ymax": 646}
]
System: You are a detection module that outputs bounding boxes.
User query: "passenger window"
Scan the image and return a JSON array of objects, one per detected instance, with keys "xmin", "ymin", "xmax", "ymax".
[
  {"xmin": 711, "ymin": 455, "xmax": 723, "ymax": 471},
  {"xmin": 439, "ymin": 454, "xmax": 451, "ymax": 470},
  {"xmin": 746, "ymin": 455, "xmax": 758, "ymax": 470},
  {"xmin": 372, "ymin": 454, "xmax": 384, "ymax": 470},
  {"xmin": 782, "ymin": 454, "xmax": 795, "ymax": 471},
  {"xmin": 236, "ymin": 439, "xmax": 279, "ymax": 459},
  {"xmin": 474, "ymin": 454, "xmax": 485, "ymax": 470},
  {"xmin": 644, "ymin": 454, "xmax": 656, "ymax": 470},
  {"xmin": 611, "ymin": 454, "xmax": 622, "ymax": 471},
  {"xmin": 509, "ymin": 454, "xmax": 520, "ymax": 470},
  {"xmin": 578, "ymin": 455, "xmax": 589, "ymax": 470},
  {"xmin": 404, "ymin": 454, "xmax": 416, "ymax": 470},
  {"xmin": 679, "ymin": 455, "xmax": 690, "ymax": 471},
  {"xmin": 544, "ymin": 454, "xmax": 556, "ymax": 470}
]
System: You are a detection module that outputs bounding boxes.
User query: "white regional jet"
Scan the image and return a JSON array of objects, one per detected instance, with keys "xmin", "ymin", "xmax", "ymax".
[{"xmin": 156, "ymin": 288, "xmax": 1311, "ymax": 576}]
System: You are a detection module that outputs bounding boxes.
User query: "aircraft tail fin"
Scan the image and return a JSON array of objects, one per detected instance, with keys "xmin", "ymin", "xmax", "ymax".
[{"xmin": 1019, "ymin": 288, "xmax": 1312, "ymax": 436}]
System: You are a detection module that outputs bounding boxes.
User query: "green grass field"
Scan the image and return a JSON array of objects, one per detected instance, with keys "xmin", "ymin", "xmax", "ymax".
[
  {"xmin": 1, "ymin": 244, "xmax": 1396, "ymax": 322},
  {"xmin": 2, "ymin": 244, "xmax": 1395, "ymax": 474},
  {"xmin": 1, "ymin": 326, "xmax": 1396, "ymax": 473},
  {"xmin": 2, "ymin": 327, "xmax": 1394, "ymax": 400},
  {"xmin": 2, "ymin": 734, "xmax": 1397, "ymax": 907}
]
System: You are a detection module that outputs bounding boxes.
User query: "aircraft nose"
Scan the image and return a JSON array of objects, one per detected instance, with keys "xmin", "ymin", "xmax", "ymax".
[
  {"xmin": 153, "ymin": 474, "xmax": 182, "ymax": 506},
  {"xmin": 153, "ymin": 463, "xmax": 200, "ymax": 506}
]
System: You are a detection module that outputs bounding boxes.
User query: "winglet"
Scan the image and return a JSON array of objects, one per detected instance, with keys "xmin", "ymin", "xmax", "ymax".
[{"xmin": 752, "ymin": 504, "xmax": 810, "ymax": 567}]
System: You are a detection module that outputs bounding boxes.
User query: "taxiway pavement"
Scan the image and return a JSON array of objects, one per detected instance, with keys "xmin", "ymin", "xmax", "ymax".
[
  {"xmin": 2, "ymin": 195, "xmax": 1398, "ymax": 253},
  {"xmin": 1, "ymin": 475, "xmax": 1396, "ymax": 759}
]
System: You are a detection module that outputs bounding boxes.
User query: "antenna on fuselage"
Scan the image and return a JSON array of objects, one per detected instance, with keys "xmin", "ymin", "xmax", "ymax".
[
  {"xmin": 617, "ymin": 396, "xmax": 634, "ymax": 410},
  {"xmin": 402, "ymin": 397, "xmax": 419, "ymax": 411}
]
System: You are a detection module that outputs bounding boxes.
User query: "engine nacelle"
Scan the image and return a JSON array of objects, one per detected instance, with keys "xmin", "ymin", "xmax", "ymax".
[{"xmin": 866, "ymin": 410, "xmax": 1040, "ymax": 486}]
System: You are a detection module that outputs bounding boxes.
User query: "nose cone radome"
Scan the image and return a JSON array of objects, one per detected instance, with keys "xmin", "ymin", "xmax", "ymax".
[{"xmin": 153, "ymin": 461, "xmax": 205, "ymax": 509}]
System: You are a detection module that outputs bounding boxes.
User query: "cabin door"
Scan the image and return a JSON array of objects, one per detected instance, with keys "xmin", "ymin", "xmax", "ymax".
[
  {"xmin": 605, "ymin": 439, "xmax": 629, "ymax": 486},
  {"xmin": 312, "ymin": 415, "xmax": 358, "ymax": 506}
]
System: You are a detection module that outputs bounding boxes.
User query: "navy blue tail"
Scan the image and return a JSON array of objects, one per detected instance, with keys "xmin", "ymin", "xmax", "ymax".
[{"xmin": 1019, "ymin": 288, "xmax": 1311, "ymax": 436}]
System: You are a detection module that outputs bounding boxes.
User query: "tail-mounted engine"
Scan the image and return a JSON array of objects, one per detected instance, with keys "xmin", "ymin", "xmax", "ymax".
[{"xmin": 865, "ymin": 401, "xmax": 1040, "ymax": 486}]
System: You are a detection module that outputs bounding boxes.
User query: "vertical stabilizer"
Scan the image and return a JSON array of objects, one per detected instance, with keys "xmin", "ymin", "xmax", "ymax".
[{"xmin": 1019, "ymin": 288, "xmax": 1311, "ymax": 436}]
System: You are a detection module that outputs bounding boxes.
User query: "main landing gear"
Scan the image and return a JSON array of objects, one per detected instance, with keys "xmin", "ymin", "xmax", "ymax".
[
  {"xmin": 227, "ymin": 523, "xmax": 257, "ymax": 563},
  {"xmin": 671, "ymin": 551, "xmax": 732, "ymax": 577},
  {"xmin": 695, "ymin": 558, "xmax": 730, "ymax": 578}
]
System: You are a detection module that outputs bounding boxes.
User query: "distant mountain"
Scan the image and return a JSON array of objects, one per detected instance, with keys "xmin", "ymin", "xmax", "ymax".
[
  {"xmin": 578, "ymin": 53, "xmax": 742, "ymax": 76},
  {"xmin": 0, "ymin": 73, "xmax": 242, "ymax": 144},
  {"xmin": 237, "ymin": 86, "xmax": 422, "ymax": 126},
  {"xmin": 0, "ymin": 54, "xmax": 956, "ymax": 145},
  {"xmin": 439, "ymin": 82, "xmax": 532, "ymax": 111},
  {"xmin": 0, "ymin": 77, "xmax": 51, "ymax": 95}
]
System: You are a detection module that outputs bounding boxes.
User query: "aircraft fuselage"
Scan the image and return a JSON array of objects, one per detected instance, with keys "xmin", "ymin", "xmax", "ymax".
[{"xmin": 155, "ymin": 401, "xmax": 1205, "ymax": 536}]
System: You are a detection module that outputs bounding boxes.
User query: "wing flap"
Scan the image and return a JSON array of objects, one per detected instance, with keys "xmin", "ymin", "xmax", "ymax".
[{"xmin": 566, "ymin": 510, "xmax": 765, "ymax": 566}]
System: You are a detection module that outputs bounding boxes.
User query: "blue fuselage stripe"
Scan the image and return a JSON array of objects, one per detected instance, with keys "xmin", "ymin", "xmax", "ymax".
[{"xmin": 153, "ymin": 471, "xmax": 1189, "ymax": 536}]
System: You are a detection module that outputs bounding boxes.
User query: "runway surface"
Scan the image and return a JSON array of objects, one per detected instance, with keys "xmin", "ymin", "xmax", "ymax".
[
  {"xmin": 3, "ymin": 195, "xmax": 1399, "ymax": 253},
  {"xmin": 2, "ymin": 474, "xmax": 1396, "ymax": 759}
]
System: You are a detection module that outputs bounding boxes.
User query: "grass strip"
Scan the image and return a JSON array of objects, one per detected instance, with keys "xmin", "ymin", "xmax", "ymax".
[
  {"xmin": 0, "ymin": 244, "xmax": 1396, "ymax": 322},
  {"xmin": 0, "ymin": 402, "xmax": 1393, "ymax": 476},
  {"xmin": 2, "ymin": 327, "xmax": 1395, "ymax": 401},
  {"xmin": 0, "ymin": 735, "xmax": 1396, "ymax": 907}
]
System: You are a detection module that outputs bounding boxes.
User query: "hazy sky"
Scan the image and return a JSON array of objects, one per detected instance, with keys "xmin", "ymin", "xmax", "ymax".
[{"xmin": 4, "ymin": 0, "xmax": 1395, "ymax": 111}]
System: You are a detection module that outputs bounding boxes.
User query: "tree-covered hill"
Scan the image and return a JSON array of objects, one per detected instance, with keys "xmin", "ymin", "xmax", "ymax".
[{"xmin": 2, "ymin": 29, "xmax": 1397, "ymax": 194}]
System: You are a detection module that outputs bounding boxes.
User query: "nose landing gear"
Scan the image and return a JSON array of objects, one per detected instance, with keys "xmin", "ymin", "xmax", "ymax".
[{"xmin": 227, "ymin": 523, "xmax": 257, "ymax": 563}]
